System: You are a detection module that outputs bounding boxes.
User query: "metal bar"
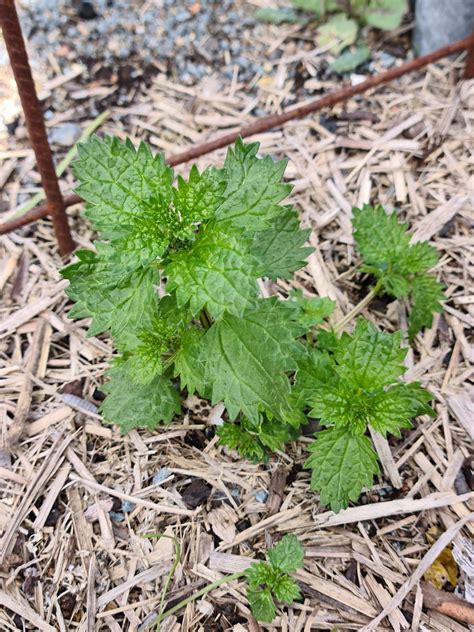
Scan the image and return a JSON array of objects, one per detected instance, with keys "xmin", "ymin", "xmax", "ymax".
[
  {"xmin": 1, "ymin": 0, "xmax": 75, "ymax": 255},
  {"xmin": 0, "ymin": 33, "xmax": 470, "ymax": 238},
  {"xmin": 167, "ymin": 34, "xmax": 471, "ymax": 167},
  {"xmin": 464, "ymin": 28, "xmax": 474, "ymax": 79}
]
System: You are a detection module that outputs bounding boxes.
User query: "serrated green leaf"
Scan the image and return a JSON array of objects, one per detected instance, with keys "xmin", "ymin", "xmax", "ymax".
[
  {"xmin": 218, "ymin": 414, "xmax": 296, "ymax": 462},
  {"xmin": 334, "ymin": 319, "xmax": 406, "ymax": 388},
  {"xmin": 115, "ymin": 313, "xmax": 181, "ymax": 385},
  {"xmin": 290, "ymin": 289, "xmax": 336, "ymax": 329},
  {"xmin": 202, "ymin": 299, "xmax": 303, "ymax": 423},
  {"xmin": 408, "ymin": 275, "xmax": 445, "ymax": 340},
  {"xmin": 353, "ymin": 204, "xmax": 411, "ymax": 272},
  {"xmin": 217, "ymin": 422, "xmax": 268, "ymax": 462},
  {"xmin": 316, "ymin": 14, "xmax": 358, "ymax": 55},
  {"xmin": 62, "ymin": 246, "xmax": 158, "ymax": 350},
  {"xmin": 363, "ymin": 0, "xmax": 407, "ymax": 30},
  {"xmin": 100, "ymin": 366, "xmax": 181, "ymax": 432},
  {"xmin": 215, "ymin": 138, "xmax": 292, "ymax": 230},
  {"xmin": 401, "ymin": 240, "xmax": 439, "ymax": 274},
  {"xmin": 73, "ymin": 136, "xmax": 175, "ymax": 266},
  {"xmin": 255, "ymin": 415, "xmax": 298, "ymax": 451},
  {"xmin": 310, "ymin": 380, "xmax": 370, "ymax": 433},
  {"xmin": 173, "ymin": 164, "xmax": 225, "ymax": 230},
  {"xmin": 307, "ymin": 320, "xmax": 433, "ymax": 438},
  {"xmin": 272, "ymin": 575, "xmax": 301, "ymax": 604},
  {"xmin": 353, "ymin": 204, "xmax": 445, "ymax": 337},
  {"xmin": 268, "ymin": 534, "xmax": 305, "ymax": 573},
  {"xmin": 305, "ymin": 426, "xmax": 379, "ymax": 511},
  {"xmin": 165, "ymin": 222, "xmax": 258, "ymax": 319},
  {"xmin": 250, "ymin": 210, "xmax": 313, "ymax": 279},
  {"xmin": 368, "ymin": 382, "xmax": 434, "ymax": 437},
  {"xmin": 292, "ymin": 347, "xmax": 335, "ymax": 410},
  {"xmin": 330, "ymin": 43, "xmax": 370, "ymax": 72},
  {"xmin": 246, "ymin": 561, "xmax": 277, "ymax": 589},
  {"xmin": 172, "ymin": 327, "xmax": 207, "ymax": 395},
  {"xmin": 247, "ymin": 587, "xmax": 277, "ymax": 623}
]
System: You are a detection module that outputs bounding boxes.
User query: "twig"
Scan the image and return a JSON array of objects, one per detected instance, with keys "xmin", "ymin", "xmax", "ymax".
[{"xmin": 421, "ymin": 581, "xmax": 474, "ymax": 624}]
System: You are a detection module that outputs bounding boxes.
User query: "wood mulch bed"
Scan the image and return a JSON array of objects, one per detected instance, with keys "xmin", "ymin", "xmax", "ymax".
[{"xmin": 0, "ymin": 27, "xmax": 473, "ymax": 631}]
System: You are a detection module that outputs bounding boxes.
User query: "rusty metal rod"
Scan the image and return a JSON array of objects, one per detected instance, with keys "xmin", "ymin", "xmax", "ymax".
[
  {"xmin": 167, "ymin": 34, "xmax": 471, "ymax": 167},
  {"xmin": 0, "ymin": 33, "xmax": 470, "ymax": 238},
  {"xmin": 464, "ymin": 28, "xmax": 474, "ymax": 79},
  {"xmin": 1, "ymin": 0, "xmax": 75, "ymax": 255}
]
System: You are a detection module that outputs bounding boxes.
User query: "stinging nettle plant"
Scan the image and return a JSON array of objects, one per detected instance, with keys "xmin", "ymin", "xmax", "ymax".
[{"xmin": 62, "ymin": 135, "xmax": 444, "ymax": 513}]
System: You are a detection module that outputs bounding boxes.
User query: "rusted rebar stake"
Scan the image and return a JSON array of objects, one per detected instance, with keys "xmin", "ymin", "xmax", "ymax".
[
  {"xmin": 1, "ymin": 0, "xmax": 75, "ymax": 256},
  {"xmin": 464, "ymin": 28, "xmax": 474, "ymax": 79}
]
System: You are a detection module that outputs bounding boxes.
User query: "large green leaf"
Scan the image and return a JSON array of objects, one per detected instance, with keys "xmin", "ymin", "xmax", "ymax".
[
  {"xmin": 62, "ymin": 246, "xmax": 158, "ymax": 350},
  {"xmin": 250, "ymin": 210, "xmax": 313, "ymax": 280},
  {"xmin": 305, "ymin": 426, "xmax": 379, "ymax": 511},
  {"xmin": 202, "ymin": 299, "xmax": 303, "ymax": 423},
  {"xmin": 165, "ymin": 222, "xmax": 259, "ymax": 319},
  {"xmin": 215, "ymin": 138, "xmax": 292, "ymax": 230},
  {"xmin": 73, "ymin": 136, "xmax": 175, "ymax": 266},
  {"xmin": 100, "ymin": 366, "xmax": 181, "ymax": 432}
]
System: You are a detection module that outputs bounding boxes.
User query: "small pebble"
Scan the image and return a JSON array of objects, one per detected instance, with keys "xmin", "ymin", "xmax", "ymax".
[
  {"xmin": 152, "ymin": 468, "xmax": 171, "ymax": 485},
  {"xmin": 49, "ymin": 122, "xmax": 82, "ymax": 147},
  {"xmin": 122, "ymin": 500, "xmax": 135, "ymax": 513},
  {"xmin": 379, "ymin": 51, "xmax": 396, "ymax": 69},
  {"xmin": 255, "ymin": 490, "xmax": 268, "ymax": 503}
]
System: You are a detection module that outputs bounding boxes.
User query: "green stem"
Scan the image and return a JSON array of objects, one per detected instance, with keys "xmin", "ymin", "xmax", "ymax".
[
  {"xmin": 144, "ymin": 534, "xmax": 181, "ymax": 631},
  {"xmin": 151, "ymin": 571, "xmax": 245, "ymax": 628},
  {"xmin": 334, "ymin": 278, "xmax": 383, "ymax": 333},
  {"xmin": 199, "ymin": 308, "xmax": 213, "ymax": 330}
]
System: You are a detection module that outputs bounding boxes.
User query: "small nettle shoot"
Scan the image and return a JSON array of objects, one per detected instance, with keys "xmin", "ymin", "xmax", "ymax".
[
  {"xmin": 352, "ymin": 204, "xmax": 445, "ymax": 340},
  {"xmin": 144, "ymin": 533, "xmax": 305, "ymax": 626},
  {"xmin": 61, "ymin": 135, "xmax": 442, "ymax": 512},
  {"xmin": 246, "ymin": 534, "xmax": 305, "ymax": 621}
]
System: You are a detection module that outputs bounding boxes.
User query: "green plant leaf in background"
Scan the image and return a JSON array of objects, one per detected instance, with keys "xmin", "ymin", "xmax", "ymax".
[
  {"xmin": 292, "ymin": 0, "xmax": 340, "ymax": 16},
  {"xmin": 330, "ymin": 42, "xmax": 370, "ymax": 72},
  {"xmin": 316, "ymin": 13, "xmax": 358, "ymax": 54},
  {"xmin": 363, "ymin": 0, "xmax": 407, "ymax": 30},
  {"xmin": 255, "ymin": 7, "xmax": 305, "ymax": 24}
]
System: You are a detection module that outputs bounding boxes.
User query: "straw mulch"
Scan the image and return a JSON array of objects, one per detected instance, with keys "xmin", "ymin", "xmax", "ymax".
[{"xmin": 0, "ymin": 42, "xmax": 473, "ymax": 631}]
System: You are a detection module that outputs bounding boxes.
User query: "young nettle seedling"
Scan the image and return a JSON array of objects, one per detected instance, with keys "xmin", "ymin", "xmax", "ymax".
[
  {"xmin": 145, "ymin": 533, "xmax": 305, "ymax": 627},
  {"xmin": 352, "ymin": 204, "xmax": 445, "ymax": 340},
  {"xmin": 62, "ymin": 135, "xmax": 442, "ymax": 512},
  {"xmin": 246, "ymin": 533, "xmax": 305, "ymax": 621}
]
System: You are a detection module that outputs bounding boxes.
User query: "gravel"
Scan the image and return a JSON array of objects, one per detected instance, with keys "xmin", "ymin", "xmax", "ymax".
[{"xmin": 16, "ymin": 0, "xmax": 271, "ymax": 86}]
